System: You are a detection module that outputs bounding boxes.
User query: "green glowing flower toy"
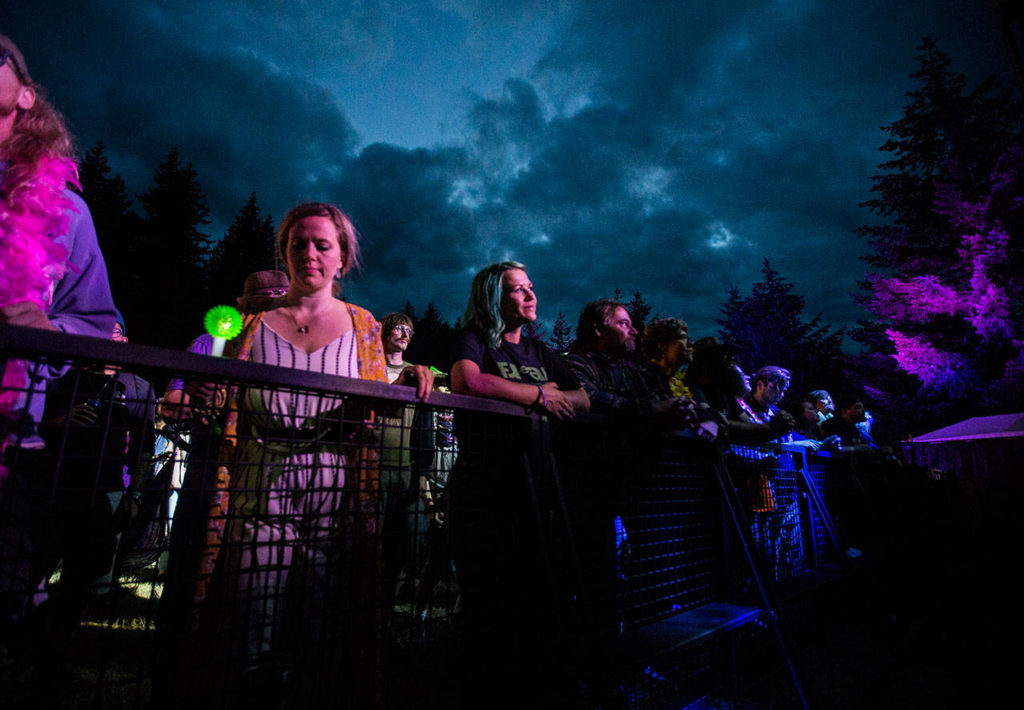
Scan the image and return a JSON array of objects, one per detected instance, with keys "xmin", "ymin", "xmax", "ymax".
[{"xmin": 204, "ymin": 305, "xmax": 243, "ymax": 357}]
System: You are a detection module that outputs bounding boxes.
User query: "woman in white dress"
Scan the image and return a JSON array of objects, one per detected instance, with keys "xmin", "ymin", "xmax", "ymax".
[{"xmin": 191, "ymin": 202, "xmax": 431, "ymax": 702}]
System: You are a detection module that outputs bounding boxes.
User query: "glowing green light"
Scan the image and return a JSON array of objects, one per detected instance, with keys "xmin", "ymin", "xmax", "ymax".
[{"xmin": 204, "ymin": 305, "xmax": 243, "ymax": 339}]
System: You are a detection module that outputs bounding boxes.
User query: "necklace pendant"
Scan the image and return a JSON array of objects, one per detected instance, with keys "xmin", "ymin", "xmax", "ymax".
[{"xmin": 297, "ymin": 325, "xmax": 309, "ymax": 334}]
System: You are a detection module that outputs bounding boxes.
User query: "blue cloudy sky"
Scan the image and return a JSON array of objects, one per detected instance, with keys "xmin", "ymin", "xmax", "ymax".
[{"xmin": 5, "ymin": 1, "xmax": 1015, "ymax": 342}]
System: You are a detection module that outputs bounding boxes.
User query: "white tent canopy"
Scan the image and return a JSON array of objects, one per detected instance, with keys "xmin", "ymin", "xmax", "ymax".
[{"xmin": 912, "ymin": 413, "xmax": 1024, "ymax": 443}]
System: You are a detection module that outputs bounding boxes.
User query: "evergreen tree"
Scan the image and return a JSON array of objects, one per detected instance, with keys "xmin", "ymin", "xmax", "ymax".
[
  {"xmin": 626, "ymin": 289, "xmax": 652, "ymax": 334},
  {"xmin": 549, "ymin": 311, "xmax": 574, "ymax": 353},
  {"xmin": 853, "ymin": 38, "xmax": 1024, "ymax": 432},
  {"xmin": 136, "ymin": 148, "xmax": 212, "ymax": 347},
  {"xmin": 209, "ymin": 193, "xmax": 277, "ymax": 304},
  {"xmin": 405, "ymin": 301, "xmax": 453, "ymax": 370},
  {"xmin": 523, "ymin": 319, "xmax": 546, "ymax": 341},
  {"xmin": 718, "ymin": 259, "xmax": 844, "ymax": 400},
  {"xmin": 78, "ymin": 141, "xmax": 143, "ymax": 324}
]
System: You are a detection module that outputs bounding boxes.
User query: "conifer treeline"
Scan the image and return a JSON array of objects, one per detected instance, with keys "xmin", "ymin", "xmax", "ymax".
[
  {"xmin": 79, "ymin": 143, "xmax": 280, "ymax": 350},
  {"xmin": 77, "ymin": 38, "xmax": 1024, "ymax": 440}
]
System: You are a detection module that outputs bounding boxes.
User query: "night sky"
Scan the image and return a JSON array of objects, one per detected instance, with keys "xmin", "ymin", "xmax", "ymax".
[{"xmin": 4, "ymin": 1, "xmax": 1015, "ymax": 343}]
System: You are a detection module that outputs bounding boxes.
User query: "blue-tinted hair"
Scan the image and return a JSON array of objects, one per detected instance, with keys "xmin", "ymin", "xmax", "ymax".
[{"xmin": 462, "ymin": 261, "xmax": 526, "ymax": 348}]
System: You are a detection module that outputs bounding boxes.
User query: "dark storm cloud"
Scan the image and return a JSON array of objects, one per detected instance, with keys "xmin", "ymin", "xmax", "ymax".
[
  {"xmin": 330, "ymin": 142, "xmax": 481, "ymax": 319},
  {"xmin": 4, "ymin": 0, "xmax": 1013, "ymax": 346},
  {"xmin": 503, "ymin": 0, "xmax": 1013, "ymax": 338},
  {"xmin": 6, "ymin": 1, "xmax": 360, "ymax": 229}
]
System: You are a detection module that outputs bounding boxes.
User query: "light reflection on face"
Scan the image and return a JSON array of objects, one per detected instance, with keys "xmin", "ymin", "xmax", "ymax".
[
  {"xmin": 285, "ymin": 216, "xmax": 344, "ymax": 291},
  {"xmin": 500, "ymin": 268, "xmax": 537, "ymax": 329},
  {"xmin": 600, "ymin": 307, "xmax": 637, "ymax": 354},
  {"xmin": 385, "ymin": 324, "xmax": 413, "ymax": 354}
]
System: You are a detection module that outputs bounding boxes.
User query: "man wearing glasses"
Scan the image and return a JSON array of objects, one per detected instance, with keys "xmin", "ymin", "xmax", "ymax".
[{"xmin": 377, "ymin": 312, "xmax": 435, "ymax": 638}]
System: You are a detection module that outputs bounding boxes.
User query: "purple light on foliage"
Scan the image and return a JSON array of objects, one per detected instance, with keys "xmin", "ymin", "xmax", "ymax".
[{"xmin": 886, "ymin": 329, "xmax": 974, "ymax": 396}]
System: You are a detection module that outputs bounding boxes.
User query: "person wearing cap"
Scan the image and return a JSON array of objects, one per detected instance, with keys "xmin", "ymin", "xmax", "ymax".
[
  {"xmin": 158, "ymin": 270, "xmax": 289, "ymax": 421},
  {"xmin": 0, "ymin": 33, "xmax": 118, "ymax": 651},
  {"xmin": 152, "ymin": 271, "xmax": 290, "ymax": 698}
]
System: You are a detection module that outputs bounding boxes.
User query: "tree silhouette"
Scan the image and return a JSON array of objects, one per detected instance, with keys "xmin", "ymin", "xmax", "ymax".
[
  {"xmin": 523, "ymin": 319, "xmax": 546, "ymax": 342},
  {"xmin": 79, "ymin": 141, "xmax": 144, "ymax": 329},
  {"xmin": 548, "ymin": 311, "xmax": 573, "ymax": 353},
  {"xmin": 405, "ymin": 301, "xmax": 453, "ymax": 371},
  {"xmin": 626, "ymin": 289, "xmax": 652, "ymax": 335},
  {"xmin": 136, "ymin": 148, "xmax": 212, "ymax": 348},
  {"xmin": 209, "ymin": 193, "xmax": 277, "ymax": 305},
  {"xmin": 719, "ymin": 259, "xmax": 844, "ymax": 400}
]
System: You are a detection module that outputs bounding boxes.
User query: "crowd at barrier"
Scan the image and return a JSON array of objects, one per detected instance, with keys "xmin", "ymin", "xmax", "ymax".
[
  {"xmin": 0, "ymin": 31, "xmax": 940, "ymax": 710},
  {"xmin": 0, "ymin": 324, "xmax": 942, "ymax": 709}
]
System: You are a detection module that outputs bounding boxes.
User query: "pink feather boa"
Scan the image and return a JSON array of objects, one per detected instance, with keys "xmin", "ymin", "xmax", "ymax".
[
  {"xmin": 0, "ymin": 155, "xmax": 79, "ymax": 428},
  {"xmin": 0, "ymin": 155, "xmax": 78, "ymax": 308}
]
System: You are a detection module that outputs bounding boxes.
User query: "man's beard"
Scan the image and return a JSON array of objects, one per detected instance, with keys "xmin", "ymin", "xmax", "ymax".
[{"xmin": 0, "ymin": 98, "xmax": 19, "ymax": 120}]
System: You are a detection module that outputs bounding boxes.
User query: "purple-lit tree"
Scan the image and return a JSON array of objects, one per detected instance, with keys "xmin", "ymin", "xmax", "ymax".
[{"xmin": 854, "ymin": 39, "xmax": 1024, "ymax": 430}]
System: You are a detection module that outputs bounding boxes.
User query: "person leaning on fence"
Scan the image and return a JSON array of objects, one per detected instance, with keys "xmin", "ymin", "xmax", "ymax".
[
  {"xmin": 819, "ymin": 392, "xmax": 903, "ymax": 551},
  {"xmin": 0, "ymin": 34, "xmax": 118, "ymax": 449},
  {"xmin": 685, "ymin": 339, "xmax": 794, "ymax": 444},
  {"xmin": 0, "ymin": 33, "xmax": 118, "ymax": 660},
  {"xmin": 182, "ymin": 202, "xmax": 432, "ymax": 706},
  {"xmin": 565, "ymin": 301, "xmax": 705, "ymax": 430},
  {"xmin": 789, "ymin": 397, "xmax": 826, "ymax": 441},
  {"xmin": 638, "ymin": 316, "xmax": 721, "ymax": 439},
  {"xmin": 563, "ymin": 306, "xmax": 720, "ymax": 649},
  {"xmin": 449, "ymin": 260, "xmax": 588, "ymax": 707},
  {"xmin": 376, "ymin": 311, "xmax": 436, "ymax": 639}
]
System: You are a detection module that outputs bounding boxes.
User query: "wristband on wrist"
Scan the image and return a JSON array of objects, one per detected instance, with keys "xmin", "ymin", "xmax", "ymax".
[{"xmin": 536, "ymin": 384, "xmax": 548, "ymax": 409}]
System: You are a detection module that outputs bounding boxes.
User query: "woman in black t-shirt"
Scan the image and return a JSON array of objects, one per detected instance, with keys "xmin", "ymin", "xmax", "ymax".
[
  {"xmin": 448, "ymin": 261, "xmax": 588, "ymax": 706},
  {"xmin": 451, "ymin": 261, "xmax": 587, "ymax": 416}
]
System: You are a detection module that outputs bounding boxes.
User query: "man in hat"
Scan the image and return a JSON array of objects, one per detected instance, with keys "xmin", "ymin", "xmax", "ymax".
[
  {"xmin": 237, "ymin": 269, "xmax": 290, "ymax": 310},
  {"xmin": 158, "ymin": 270, "xmax": 289, "ymax": 421}
]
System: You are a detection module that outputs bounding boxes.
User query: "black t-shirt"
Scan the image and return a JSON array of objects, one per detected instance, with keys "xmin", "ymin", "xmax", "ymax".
[
  {"xmin": 451, "ymin": 330, "xmax": 580, "ymax": 391},
  {"xmin": 450, "ymin": 330, "xmax": 580, "ymax": 476}
]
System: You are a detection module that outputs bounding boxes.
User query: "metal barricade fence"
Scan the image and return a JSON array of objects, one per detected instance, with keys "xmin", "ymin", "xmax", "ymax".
[{"xmin": 2, "ymin": 325, "xmax": 816, "ymax": 709}]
